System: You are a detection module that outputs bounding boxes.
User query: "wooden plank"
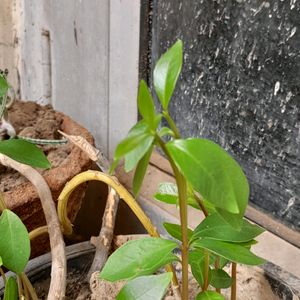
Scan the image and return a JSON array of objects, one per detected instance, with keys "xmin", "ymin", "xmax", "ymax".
[
  {"xmin": 17, "ymin": 1, "xmax": 47, "ymax": 104},
  {"xmin": 16, "ymin": 0, "xmax": 140, "ymax": 157},
  {"xmin": 0, "ymin": 0, "xmax": 19, "ymax": 93},
  {"xmin": 48, "ymin": 0, "xmax": 110, "ymax": 154},
  {"xmin": 108, "ymin": 0, "xmax": 140, "ymax": 157}
]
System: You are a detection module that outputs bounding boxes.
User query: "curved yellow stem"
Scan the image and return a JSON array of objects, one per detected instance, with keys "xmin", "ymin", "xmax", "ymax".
[
  {"xmin": 58, "ymin": 170, "xmax": 158, "ymax": 237},
  {"xmin": 29, "ymin": 225, "xmax": 48, "ymax": 240},
  {"xmin": 57, "ymin": 170, "xmax": 180, "ymax": 294}
]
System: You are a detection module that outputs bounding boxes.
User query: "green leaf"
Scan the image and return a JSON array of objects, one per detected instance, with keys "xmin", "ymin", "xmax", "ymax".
[
  {"xmin": 163, "ymin": 222, "xmax": 193, "ymax": 242},
  {"xmin": 189, "ymin": 249, "xmax": 211, "ymax": 286},
  {"xmin": 216, "ymin": 208, "xmax": 243, "ymax": 229},
  {"xmin": 158, "ymin": 127, "xmax": 174, "ymax": 138},
  {"xmin": 166, "ymin": 138, "xmax": 249, "ymax": 218},
  {"xmin": 116, "ymin": 273, "xmax": 172, "ymax": 300},
  {"xmin": 114, "ymin": 122, "xmax": 154, "ymax": 169},
  {"xmin": 112, "ymin": 122, "xmax": 152, "ymax": 173},
  {"xmin": 0, "ymin": 139, "xmax": 50, "ymax": 168},
  {"xmin": 154, "ymin": 182, "xmax": 199, "ymax": 209},
  {"xmin": 0, "ymin": 75, "xmax": 9, "ymax": 97},
  {"xmin": 210, "ymin": 269, "xmax": 232, "ymax": 289},
  {"xmin": 193, "ymin": 238, "xmax": 265, "ymax": 266},
  {"xmin": 137, "ymin": 80, "xmax": 156, "ymax": 128},
  {"xmin": 154, "ymin": 182, "xmax": 178, "ymax": 205},
  {"xmin": 0, "ymin": 210, "xmax": 30, "ymax": 274},
  {"xmin": 153, "ymin": 40, "xmax": 183, "ymax": 110},
  {"xmin": 100, "ymin": 237, "xmax": 178, "ymax": 281},
  {"xmin": 0, "ymin": 256, "xmax": 2, "ymax": 266},
  {"xmin": 239, "ymin": 239, "xmax": 258, "ymax": 249},
  {"xmin": 196, "ymin": 291, "xmax": 225, "ymax": 300},
  {"xmin": 124, "ymin": 135, "xmax": 154, "ymax": 172},
  {"xmin": 4, "ymin": 277, "xmax": 18, "ymax": 300},
  {"xmin": 132, "ymin": 145, "xmax": 153, "ymax": 196},
  {"xmin": 192, "ymin": 213, "xmax": 264, "ymax": 243}
]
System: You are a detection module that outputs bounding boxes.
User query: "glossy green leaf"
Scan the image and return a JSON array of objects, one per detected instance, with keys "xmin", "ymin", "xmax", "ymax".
[
  {"xmin": 238, "ymin": 239, "xmax": 258, "ymax": 249},
  {"xmin": 196, "ymin": 291, "xmax": 225, "ymax": 300},
  {"xmin": 100, "ymin": 238, "xmax": 178, "ymax": 281},
  {"xmin": 189, "ymin": 250, "xmax": 211, "ymax": 286},
  {"xmin": 158, "ymin": 127, "xmax": 174, "ymax": 138},
  {"xmin": 163, "ymin": 222, "xmax": 193, "ymax": 241},
  {"xmin": 0, "ymin": 75, "xmax": 9, "ymax": 97},
  {"xmin": 154, "ymin": 182, "xmax": 199, "ymax": 209},
  {"xmin": 124, "ymin": 135, "xmax": 154, "ymax": 172},
  {"xmin": 137, "ymin": 80, "xmax": 156, "ymax": 128},
  {"xmin": 4, "ymin": 277, "xmax": 18, "ymax": 300},
  {"xmin": 210, "ymin": 269, "xmax": 232, "ymax": 288},
  {"xmin": 154, "ymin": 182, "xmax": 178, "ymax": 205},
  {"xmin": 0, "ymin": 256, "xmax": 2, "ymax": 266},
  {"xmin": 216, "ymin": 208, "xmax": 243, "ymax": 229},
  {"xmin": 114, "ymin": 122, "xmax": 148, "ymax": 160},
  {"xmin": 193, "ymin": 238, "xmax": 265, "ymax": 266},
  {"xmin": 166, "ymin": 138, "xmax": 249, "ymax": 217},
  {"xmin": 112, "ymin": 122, "xmax": 150, "ymax": 173},
  {"xmin": 116, "ymin": 273, "xmax": 172, "ymax": 300},
  {"xmin": 153, "ymin": 40, "xmax": 183, "ymax": 110},
  {"xmin": 132, "ymin": 145, "xmax": 153, "ymax": 196},
  {"xmin": 0, "ymin": 139, "xmax": 50, "ymax": 168},
  {"xmin": 0, "ymin": 210, "xmax": 30, "ymax": 274},
  {"xmin": 153, "ymin": 114, "xmax": 163, "ymax": 129},
  {"xmin": 192, "ymin": 213, "xmax": 264, "ymax": 243}
]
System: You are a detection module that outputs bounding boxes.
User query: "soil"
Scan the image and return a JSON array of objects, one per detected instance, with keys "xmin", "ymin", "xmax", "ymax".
[{"xmin": 0, "ymin": 101, "xmax": 72, "ymax": 192}]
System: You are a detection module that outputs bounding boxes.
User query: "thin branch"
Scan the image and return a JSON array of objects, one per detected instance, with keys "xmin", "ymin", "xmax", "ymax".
[
  {"xmin": 231, "ymin": 262, "xmax": 237, "ymax": 300},
  {"xmin": 202, "ymin": 250, "xmax": 210, "ymax": 291},
  {"xmin": 17, "ymin": 275, "xmax": 24, "ymax": 300},
  {"xmin": 0, "ymin": 154, "xmax": 66, "ymax": 300},
  {"xmin": 75, "ymin": 186, "xmax": 120, "ymax": 300},
  {"xmin": 214, "ymin": 257, "xmax": 221, "ymax": 293},
  {"xmin": 193, "ymin": 191, "xmax": 208, "ymax": 217},
  {"xmin": 21, "ymin": 273, "xmax": 39, "ymax": 300},
  {"xmin": 87, "ymin": 187, "xmax": 119, "ymax": 278}
]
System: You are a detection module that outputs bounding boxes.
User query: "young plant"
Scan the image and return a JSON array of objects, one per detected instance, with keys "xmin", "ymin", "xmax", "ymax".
[
  {"xmin": 33, "ymin": 40, "xmax": 264, "ymax": 299},
  {"xmin": 0, "ymin": 72, "xmax": 51, "ymax": 299},
  {"xmin": 98, "ymin": 40, "xmax": 265, "ymax": 299}
]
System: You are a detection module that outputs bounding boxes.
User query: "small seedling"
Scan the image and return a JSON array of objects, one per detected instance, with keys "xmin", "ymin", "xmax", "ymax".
[{"xmin": 99, "ymin": 40, "xmax": 265, "ymax": 300}]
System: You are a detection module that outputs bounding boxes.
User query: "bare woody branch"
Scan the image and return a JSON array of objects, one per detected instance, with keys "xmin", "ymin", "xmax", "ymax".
[{"xmin": 0, "ymin": 154, "xmax": 66, "ymax": 300}]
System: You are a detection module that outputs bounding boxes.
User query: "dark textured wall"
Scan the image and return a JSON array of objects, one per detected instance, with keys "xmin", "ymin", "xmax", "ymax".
[{"xmin": 150, "ymin": 0, "xmax": 300, "ymax": 231}]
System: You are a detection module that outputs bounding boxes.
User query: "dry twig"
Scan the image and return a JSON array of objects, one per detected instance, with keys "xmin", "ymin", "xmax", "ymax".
[
  {"xmin": 59, "ymin": 131, "xmax": 120, "ymax": 299},
  {"xmin": 0, "ymin": 154, "xmax": 66, "ymax": 300}
]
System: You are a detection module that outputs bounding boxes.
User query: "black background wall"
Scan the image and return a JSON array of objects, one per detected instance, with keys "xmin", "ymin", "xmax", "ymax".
[{"xmin": 145, "ymin": 0, "xmax": 300, "ymax": 231}]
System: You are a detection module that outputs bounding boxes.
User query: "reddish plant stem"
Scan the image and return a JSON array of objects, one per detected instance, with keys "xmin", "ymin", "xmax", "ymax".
[
  {"xmin": 215, "ymin": 257, "xmax": 221, "ymax": 293},
  {"xmin": 231, "ymin": 262, "xmax": 237, "ymax": 300},
  {"xmin": 202, "ymin": 250, "xmax": 210, "ymax": 291}
]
